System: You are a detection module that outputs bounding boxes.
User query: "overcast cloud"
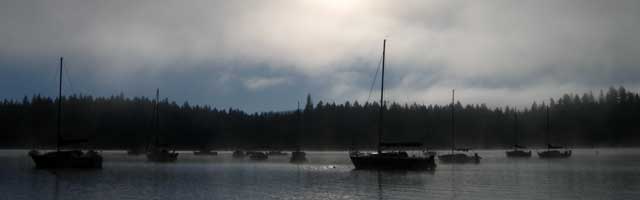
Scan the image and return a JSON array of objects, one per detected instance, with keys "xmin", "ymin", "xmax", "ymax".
[{"xmin": 1, "ymin": 0, "xmax": 639, "ymax": 112}]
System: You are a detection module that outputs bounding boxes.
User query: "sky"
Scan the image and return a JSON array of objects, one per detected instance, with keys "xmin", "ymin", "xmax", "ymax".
[{"xmin": 1, "ymin": 0, "xmax": 639, "ymax": 112}]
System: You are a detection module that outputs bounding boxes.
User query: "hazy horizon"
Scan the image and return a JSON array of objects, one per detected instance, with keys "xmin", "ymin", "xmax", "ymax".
[{"xmin": 1, "ymin": 86, "xmax": 628, "ymax": 114}]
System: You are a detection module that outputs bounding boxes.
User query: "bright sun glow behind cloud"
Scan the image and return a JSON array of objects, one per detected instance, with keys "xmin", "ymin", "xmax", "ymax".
[
  {"xmin": 310, "ymin": 0, "xmax": 361, "ymax": 14},
  {"xmin": 2, "ymin": 0, "xmax": 640, "ymax": 112}
]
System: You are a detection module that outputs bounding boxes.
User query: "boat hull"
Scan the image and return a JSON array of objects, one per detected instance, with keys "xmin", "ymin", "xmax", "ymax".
[
  {"xmin": 30, "ymin": 151, "xmax": 102, "ymax": 169},
  {"xmin": 538, "ymin": 150, "xmax": 571, "ymax": 158},
  {"xmin": 350, "ymin": 154, "xmax": 436, "ymax": 170},
  {"xmin": 289, "ymin": 151, "xmax": 307, "ymax": 163},
  {"xmin": 438, "ymin": 153, "xmax": 481, "ymax": 164},
  {"xmin": 506, "ymin": 150, "xmax": 532, "ymax": 158}
]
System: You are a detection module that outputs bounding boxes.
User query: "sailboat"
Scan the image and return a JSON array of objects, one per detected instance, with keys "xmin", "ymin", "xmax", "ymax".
[
  {"xmin": 349, "ymin": 40, "xmax": 436, "ymax": 171},
  {"xmin": 29, "ymin": 57, "xmax": 103, "ymax": 169},
  {"xmin": 146, "ymin": 89, "xmax": 179, "ymax": 162},
  {"xmin": 538, "ymin": 106, "xmax": 571, "ymax": 158},
  {"xmin": 506, "ymin": 113, "xmax": 532, "ymax": 157},
  {"xmin": 437, "ymin": 90, "xmax": 481, "ymax": 164},
  {"xmin": 290, "ymin": 102, "xmax": 307, "ymax": 163}
]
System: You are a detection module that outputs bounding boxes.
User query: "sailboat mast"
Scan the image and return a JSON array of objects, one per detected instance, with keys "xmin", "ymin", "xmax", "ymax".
[
  {"xmin": 514, "ymin": 113, "xmax": 518, "ymax": 147},
  {"xmin": 297, "ymin": 101, "xmax": 301, "ymax": 151},
  {"xmin": 57, "ymin": 57, "xmax": 63, "ymax": 152},
  {"xmin": 451, "ymin": 89, "xmax": 455, "ymax": 154},
  {"xmin": 546, "ymin": 105, "xmax": 550, "ymax": 150},
  {"xmin": 378, "ymin": 39, "xmax": 386, "ymax": 154},
  {"xmin": 155, "ymin": 88, "xmax": 160, "ymax": 146}
]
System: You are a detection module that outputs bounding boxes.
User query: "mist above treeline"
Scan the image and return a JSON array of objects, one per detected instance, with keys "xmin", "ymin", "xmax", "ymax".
[{"xmin": 1, "ymin": 86, "xmax": 639, "ymax": 150}]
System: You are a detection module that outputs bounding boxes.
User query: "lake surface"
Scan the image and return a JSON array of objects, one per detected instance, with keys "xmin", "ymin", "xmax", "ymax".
[{"xmin": 1, "ymin": 149, "xmax": 639, "ymax": 200}]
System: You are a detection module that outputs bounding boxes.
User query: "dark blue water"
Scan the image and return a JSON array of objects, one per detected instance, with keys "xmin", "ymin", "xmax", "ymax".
[{"xmin": 1, "ymin": 149, "xmax": 639, "ymax": 200}]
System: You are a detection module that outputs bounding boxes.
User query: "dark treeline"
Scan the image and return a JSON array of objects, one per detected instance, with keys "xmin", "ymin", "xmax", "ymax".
[{"xmin": 1, "ymin": 86, "xmax": 639, "ymax": 150}]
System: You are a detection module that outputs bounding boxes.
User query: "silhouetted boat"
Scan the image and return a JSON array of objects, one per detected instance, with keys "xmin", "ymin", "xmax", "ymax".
[
  {"xmin": 349, "ymin": 40, "xmax": 436, "ymax": 171},
  {"xmin": 146, "ymin": 144, "xmax": 178, "ymax": 162},
  {"xmin": 438, "ymin": 90, "xmax": 481, "ymax": 164},
  {"xmin": 31, "ymin": 150, "xmax": 102, "ymax": 169},
  {"xmin": 146, "ymin": 89, "xmax": 179, "ymax": 162},
  {"xmin": 290, "ymin": 150, "xmax": 307, "ymax": 163},
  {"xmin": 538, "ymin": 106, "xmax": 571, "ymax": 159},
  {"xmin": 290, "ymin": 102, "xmax": 307, "ymax": 163},
  {"xmin": 351, "ymin": 142, "xmax": 436, "ymax": 170},
  {"xmin": 506, "ymin": 113, "xmax": 532, "ymax": 157},
  {"xmin": 232, "ymin": 150, "xmax": 245, "ymax": 158},
  {"xmin": 438, "ymin": 148, "xmax": 481, "ymax": 164},
  {"xmin": 422, "ymin": 149, "xmax": 437, "ymax": 157},
  {"xmin": 438, "ymin": 154, "xmax": 479, "ymax": 163},
  {"xmin": 538, "ymin": 144, "xmax": 571, "ymax": 158},
  {"xmin": 249, "ymin": 152, "xmax": 268, "ymax": 161},
  {"xmin": 506, "ymin": 145, "xmax": 532, "ymax": 157},
  {"xmin": 30, "ymin": 57, "xmax": 102, "ymax": 169}
]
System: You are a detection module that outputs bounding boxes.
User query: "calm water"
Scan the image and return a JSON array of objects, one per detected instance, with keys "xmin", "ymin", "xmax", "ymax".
[{"xmin": 1, "ymin": 149, "xmax": 640, "ymax": 200}]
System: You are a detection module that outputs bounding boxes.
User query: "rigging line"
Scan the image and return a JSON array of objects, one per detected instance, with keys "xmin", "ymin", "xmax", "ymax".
[
  {"xmin": 40, "ymin": 59, "xmax": 61, "ymax": 99},
  {"xmin": 62, "ymin": 62, "xmax": 78, "ymax": 96},
  {"xmin": 48, "ymin": 63, "xmax": 60, "ymax": 98},
  {"xmin": 384, "ymin": 46, "xmax": 397, "ymax": 105},
  {"xmin": 366, "ymin": 52, "xmax": 384, "ymax": 104},
  {"xmin": 376, "ymin": 41, "xmax": 395, "ymax": 105}
]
